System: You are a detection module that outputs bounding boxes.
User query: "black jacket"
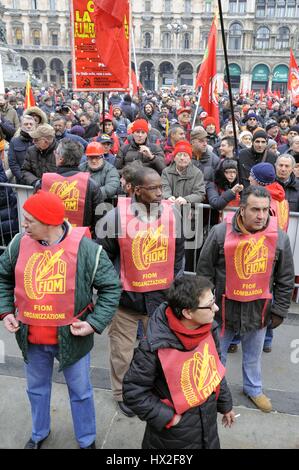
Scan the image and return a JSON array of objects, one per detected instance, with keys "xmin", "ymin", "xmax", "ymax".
[
  {"xmin": 191, "ymin": 150, "xmax": 220, "ymax": 182},
  {"xmin": 116, "ymin": 138, "xmax": 166, "ymax": 175},
  {"xmin": 239, "ymin": 147, "xmax": 277, "ymax": 188},
  {"xmin": 123, "ymin": 302, "xmax": 233, "ymax": 449},
  {"xmin": 8, "ymin": 132, "xmax": 33, "ymax": 183},
  {"xmin": 197, "ymin": 211, "xmax": 294, "ymax": 334},
  {"xmin": 276, "ymin": 173, "xmax": 299, "ymax": 212},
  {"xmin": 96, "ymin": 202, "xmax": 184, "ymax": 315},
  {"xmin": 21, "ymin": 140, "xmax": 58, "ymax": 186}
]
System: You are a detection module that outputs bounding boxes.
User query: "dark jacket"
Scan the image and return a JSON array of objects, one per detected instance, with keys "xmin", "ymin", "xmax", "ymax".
[
  {"xmin": 197, "ymin": 211, "xmax": 294, "ymax": 334},
  {"xmin": 83, "ymin": 122, "xmax": 100, "ymax": 140},
  {"xmin": 192, "ymin": 149, "xmax": 220, "ymax": 182},
  {"xmin": 56, "ymin": 130, "xmax": 88, "ymax": 150},
  {"xmin": 0, "ymin": 160, "xmax": 18, "ymax": 240},
  {"xmin": 276, "ymin": 173, "xmax": 299, "ymax": 212},
  {"xmin": 205, "ymin": 181, "xmax": 237, "ymax": 210},
  {"xmin": 79, "ymin": 160, "xmax": 120, "ymax": 201},
  {"xmin": 0, "ymin": 116, "xmax": 16, "ymax": 142},
  {"xmin": 0, "ymin": 228, "xmax": 121, "ymax": 370},
  {"xmin": 123, "ymin": 302, "xmax": 233, "ymax": 449},
  {"xmin": 8, "ymin": 132, "xmax": 33, "ymax": 183},
  {"xmin": 116, "ymin": 139, "xmax": 166, "ymax": 174},
  {"xmin": 96, "ymin": 202, "xmax": 185, "ymax": 315},
  {"xmin": 239, "ymin": 147, "xmax": 277, "ymax": 188},
  {"xmin": 21, "ymin": 139, "xmax": 58, "ymax": 186}
]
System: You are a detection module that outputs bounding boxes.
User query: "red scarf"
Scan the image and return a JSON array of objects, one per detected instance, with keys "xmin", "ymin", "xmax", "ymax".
[{"xmin": 165, "ymin": 306, "xmax": 212, "ymax": 351}]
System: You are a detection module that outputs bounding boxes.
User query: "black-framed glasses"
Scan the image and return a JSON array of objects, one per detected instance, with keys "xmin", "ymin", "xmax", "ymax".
[{"xmin": 197, "ymin": 297, "xmax": 216, "ymax": 310}]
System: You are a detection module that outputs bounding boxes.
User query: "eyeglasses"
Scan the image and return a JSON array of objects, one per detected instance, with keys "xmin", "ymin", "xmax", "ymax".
[
  {"xmin": 138, "ymin": 185, "xmax": 162, "ymax": 191},
  {"xmin": 197, "ymin": 297, "xmax": 216, "ymax": 311}
]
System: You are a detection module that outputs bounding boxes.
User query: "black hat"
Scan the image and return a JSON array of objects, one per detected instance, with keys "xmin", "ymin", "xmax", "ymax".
[
  {"xmin": 265, "ymin": 120, "xmax": 278, "ymax": 132},
  {"xmin": 252, "ymin": 130, "xmax": 268, "ymax": 142}
]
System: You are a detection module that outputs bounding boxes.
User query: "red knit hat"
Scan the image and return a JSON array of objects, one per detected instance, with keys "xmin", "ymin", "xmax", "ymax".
[
  {"xmin": 177, "ymin": 107, "xmax": 192, "ymax": 116},
  {"xmin": 23, "ymin": 190, "xmax": 65, "ymax": 225},
  {"xmin": 173, "ymin": 140, "xmax": 193, "ymax": 157},
  {"xmin": 131, "ymin": 119, "xmax": 149, "ymax": 133},
  {"xmin": 203, "ymin": 116, "xmax": 217, "ymax": 128}
]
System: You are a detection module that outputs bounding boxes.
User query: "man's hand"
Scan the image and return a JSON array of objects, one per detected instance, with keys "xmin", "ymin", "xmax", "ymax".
[
  {"xmin": 231, "ymin": 184, "xmax": 244, "ymax": 194},
  {"xmin": 271, "ymin": 313, "xmax": 284, "ymax": 329},
  {"xmin": 3, "ymin": 314, "xmax": 20, "ymax": 333},
  {"xmin": 70, "ymin": 320, "xmax": 95, "ymax": 336},
  {"xmin": 175, "ymin": 197, "xmax": 188, "ymax": 206},
  {"xmin": 222, "ymin": 410, "xmax": 236, "ymax": 428},
  {"xmin": 139, "ymin": 145, "xmax": 154, "ymax": 160}
]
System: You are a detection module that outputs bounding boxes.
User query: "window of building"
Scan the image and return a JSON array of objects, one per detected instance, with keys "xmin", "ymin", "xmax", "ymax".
[
  {"xmin": 267, "ymin": 0, "xmax": 275, "ymax": 16},
  {"xmin": 12, "ymin": 0, "xmax": 20, "ymax": 7},
  {"xmin": 51, "ymin": 32, "xmax": 58, "ymax": 46},
  {"xmin": 200, "ymin": 31, "xmax": 209, "ymax": 49},
  {"xmin": 32, "ymin": 0, "xmax": 38, "ymax": 9},
  {"xmin": 286, "ymin": 0, "xmax": 296, "ymax": 17},
  {"xmin": 276, "ymin": 26, "xmax": 290, "ymax": 48},
  {"xmin": 145, "ymin": 1, "xmax": 151, "ymax": 12},
  {"xmin": 49, "ymin": 0, "xmax": 56, "ymax": 10},
  {"xmin": 162, "ymin": 32, "xmax": 171, "ymax": 49},
  {"xmin": 184, "ymin": 0, "xmax": 191, "ymax": 13},
  {"xmin": 164, "ymin": 0, "xmax": 172, "ymax": 12},
  {"xmin": 183, "ymin": 32, "xmax": 190, "ymax": 49},
  {"xmin": 33, "ymin": 29, "xmax": 41, "ymax": 46},
  {"xmin": 144, "ymin": 32, "xmax": 151, "ymax": 48},
  {"xmin": 228, "ymin": 22, "xmax": 243, "ymax": 50},
  {"xmin": 256, "ymin": 0, "xmax": 266, "ymax": 16},
  {"xmin": 255, "ymin": 26, "xmax": 270, "ymax": 49},
  {"xmin": 229, "ymin": 0, "xmax": 246, "ymax": 13},
  {"xmin": 276, "ymin": 0, "xmax": 286, "ymax": 16},
  {"xmin": 239, "ymin": 0, "xmax": 246, "ymax": 13},
  {"xmin": 15, "ymin": 28, "xmax": 23, "ymax": 45},
  {"xmin": 205, "ymin": 0, "xmax": 212, "ymax": 13}
]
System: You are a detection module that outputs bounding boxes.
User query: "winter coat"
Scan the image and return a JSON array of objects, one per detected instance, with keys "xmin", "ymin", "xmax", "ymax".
[
  {"xmin": 96, "ymin": 202, "xmax": 185, "ymax": 316},
  {"xmin": 56, "ymin": 130, "xmax": 88, "ymax": 150},
  {"xmin": 238, "ymin": 147, "xmax": 277, "ymax": 188},
  {"xmin": 21, "ymin": 139, "xmax": 58, "ymax": 186},
  {"xmin": 191, "ymin": 149, "xmax": 220, "ymax": 182},
  {"xmin": 116, "ymin": 138, "xmax": 166, "ymax": 174},
  {"xmin": 276, "ymin": 173, "xmax": 299, "ymax": 212},
  {"xmin": 0, "ymin": 227, "xmax": 121, "ymax": 370},
  {"xmin": 83, "ymin": 122, "xmax": 100, "ymax": 140},
  {"xmin": 79, "ymin": 160, "xmax": 120, "ymax": 201},
  {"xmin": 8, "ymin": 132, "xmax": 33, "ymax": 182},
  {"xmin": 23, "ymin": 106, "xmax": 48, "ymax": 125},
  {"xmin": 123, "ymin": 302, "xmax": 233, "ymax": 449},
  {"xmin": 0, "ymin": 160, "xmax": 18, "ymax": 239},
  {"xmin": 161, "ymin": 162, "xmax": 205, "ymax": 205},
  {"xmin": 197, "ymin": 211, "xmax": 294, "ymax": 334},
  {"xmin": 0, "ymin": 103, "xmax": 19, "ymax": 130},
  {"xmin": 206, "ymin": 181, "xmax": 238, "ymax": 210},
  {"xmin": 0, "ymin": 116, "xmax": 16, "ymax": 142}
]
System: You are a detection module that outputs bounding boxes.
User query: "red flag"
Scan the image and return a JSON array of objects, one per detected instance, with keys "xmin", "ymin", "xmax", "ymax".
[
  {"xmin": 131, "ymin": 68, "xmax": 138, "ymax": 95},
  {"xmin": 288, "ymin": 49, "xmax": 299, "ymax": 107},
  {"xmin": 94, "ymin": 0, "xmax": 130, "ymax": 89},
  {"xmin": 24, "ymin": 76, "xmax": 35, "ymax": 110},
  {"xmin": 259, "ymin": 88, "xmax": 265, "ymax": 101},
  {"xmin": 195, "ymin": 16, "xmax": 220, "ymax": 132}
]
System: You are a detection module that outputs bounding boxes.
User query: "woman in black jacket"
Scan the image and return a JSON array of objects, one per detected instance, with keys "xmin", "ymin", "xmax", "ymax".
[
  {"xmin": 123, "ymin": 275, "xmax": 235, "ymax": 449},
  {"xmin": 206, "ymin": 159, "xmax": 243, "ymax": 211}
]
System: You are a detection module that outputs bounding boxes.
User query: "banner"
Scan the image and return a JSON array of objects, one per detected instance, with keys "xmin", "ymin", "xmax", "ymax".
[
  {"xmin": 70, "ymin": 0, "xmax": 130, "ymax": 91},
  {"xmin": 24, "ymin": 76, "xmax": 36, "ymax": 110},
  {"xmin": 288, "ymin": 49, "xmax": 299, "ymax": 107}
]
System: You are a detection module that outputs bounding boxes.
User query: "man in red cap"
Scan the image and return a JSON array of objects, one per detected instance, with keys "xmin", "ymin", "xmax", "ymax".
[
  {"xmin": 0, "ymin": 190, "xmax": 121, "ymax": 448},
  {"xmin": 176, "ymin": 108, "xmax": 192, "ymax": 142},
  {"xmin": 116, "ymin": 118, "xmax": 165, "ymax": 174},
  {"xmin": 99, "ymin": 113, "xmax": 120, "ymax": 155}
]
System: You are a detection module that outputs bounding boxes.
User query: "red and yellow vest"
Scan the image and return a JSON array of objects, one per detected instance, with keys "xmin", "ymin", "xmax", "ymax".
[
  {"xmin": 158, "ymin": 333, "xmax": 225, "ymax": 414},
  {"xmin": 224, "ymin": 213, "xmax": 278, "ymax": 302},
  {"xmin": 118, "ymin": 198, "xmax": 176, "ymax": 292},
  {"xmin": 42, "ymin": 172, "xmax": 89, "ymax": 227},
  {"xmin": 15, "ymin": 227, "xmax": 88, "ymax": 327}
]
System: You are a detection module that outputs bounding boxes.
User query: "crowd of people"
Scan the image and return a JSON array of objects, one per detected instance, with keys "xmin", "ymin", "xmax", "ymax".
[{"xmin": 0, "ymin": 83, "xmax": 297, "ymax": 449}]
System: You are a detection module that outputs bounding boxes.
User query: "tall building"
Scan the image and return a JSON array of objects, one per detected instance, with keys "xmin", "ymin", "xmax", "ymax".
[
  {"xmin": 2, "ymin": 0, "xmax": 71, "ymax": 87},
  {"xmin": 2, "ymin": 0, "xmax": 298, "ymax": 93}
]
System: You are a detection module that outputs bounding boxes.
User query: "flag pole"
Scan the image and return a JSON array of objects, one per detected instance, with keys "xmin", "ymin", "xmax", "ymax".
[
  {"xmin": 217, "ymin": 0, "xmax": 239, "ymax": 158},
  {"xmin": 131, "ymin": 26, "xmax": 139, "ymax": 96},
  {"xmin": 192, "ymin": 89, "xmax": 202, "ymax": 129}
]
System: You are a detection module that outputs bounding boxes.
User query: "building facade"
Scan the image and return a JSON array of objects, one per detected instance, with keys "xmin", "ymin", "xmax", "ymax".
[
  {"xmin": 2, "ymin": 0, "xmax": 71, "ymax": 87},
  {"xmin": 2, "ymin": 0, "xmax": 299, "ymax": 92}
]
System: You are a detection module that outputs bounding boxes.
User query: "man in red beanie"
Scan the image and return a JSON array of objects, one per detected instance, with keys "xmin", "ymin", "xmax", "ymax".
[
  {"xmin": 161, "ymin": 140, "xmax": 205, "ymax": 271},
  {"xmin": 0, "ymin": 190, "xmax": 121, "ymax": 449},
  {"xmin": 203, "ymin": 116, "xmax": 221, "ymax": 150},
  {"xmin": 176, "ymin": 108, "xmax": 192, "ymax": 142},
  {"xmin": 116, "ymin": 118, "xmax": 166, "ymax": 174}
]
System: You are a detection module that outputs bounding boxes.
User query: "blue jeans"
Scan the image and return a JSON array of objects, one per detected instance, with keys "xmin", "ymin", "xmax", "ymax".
[
  {"xmin": 25, "ymin": 345, "xmax": 96, "ymax": 448},
  {"xmin": 219, "ymin": 327, "xmax": 267, "ymax": 397}
]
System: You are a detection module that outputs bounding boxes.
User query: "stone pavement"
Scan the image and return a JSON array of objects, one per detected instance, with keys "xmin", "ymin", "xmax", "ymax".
[{"xmin": 1, "ymin": 304, "xmax": 299, "ymax": 449}]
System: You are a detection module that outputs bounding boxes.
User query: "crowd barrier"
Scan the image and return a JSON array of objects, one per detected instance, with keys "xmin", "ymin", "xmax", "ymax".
[{"xmin": 0, "ymin": 182, "xmax": 298, "ymax": 301}]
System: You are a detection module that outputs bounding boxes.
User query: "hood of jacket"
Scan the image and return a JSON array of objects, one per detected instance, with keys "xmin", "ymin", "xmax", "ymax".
[
  {"xmin": 266, "ymin": 181, "xmax": 285, "ymax": 202},
  {"xmin": 24, "ymin": 106, "xmax": 48, "ymax": 125}
]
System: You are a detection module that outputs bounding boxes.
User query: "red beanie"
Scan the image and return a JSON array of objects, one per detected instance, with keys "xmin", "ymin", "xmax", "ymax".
[
  {"xmin": 23, "ymin": 190, "xmax": 65, "ymax": 225},
  {"xmin": 203, "ymin": 116, "xmax": 217, "ymax": 128},
  {"xmin": 131, "ymin": 119, "xmax": 149, "ymax": 133},
  {"xmin": 173, "ymin": 140, "xmax": 193, "ymax": 158}
]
